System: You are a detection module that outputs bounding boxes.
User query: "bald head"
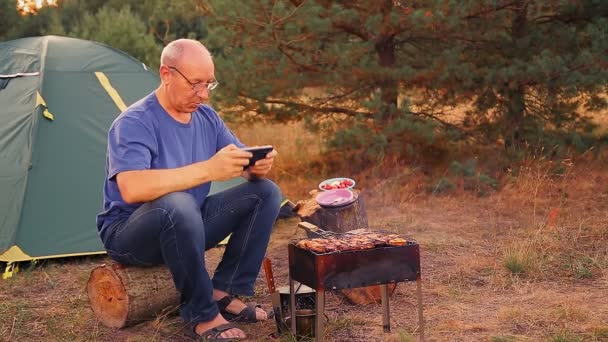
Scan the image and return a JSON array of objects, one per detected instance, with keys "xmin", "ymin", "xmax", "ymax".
[
  {"xmin": 157, "ymin": 39, "xmax": 216, "ymax": 113},
  {"xmin": 160, "ymin": 39, "xmax": 212, "ymax": 67}
]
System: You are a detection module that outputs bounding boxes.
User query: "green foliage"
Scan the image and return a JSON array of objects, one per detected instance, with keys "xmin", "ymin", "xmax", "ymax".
[
  {"xmin": 491, "ymin": 336, "xmax": 518, "ymax": 342},
  {"xmin": 504, "ymin": 255, "xmax": 529, "ymax": 275},
  {"xmin": 429, "ymin": 177, "xmax": 455, "ymax": 195},
  {"xmin": 428, "ymin": 1, "xmax": 608, "ymax": 152},
  {"xmin": 574, "ymin": 263, "xmax": 593, "ymax": 279},
  {"xmin": 68, "ymin": 6, "xmax": 160, "ymax": 68},
  {"xmin": 396, "ymin": 329, "xmax": 416, "ymax": 342},
  {"xmin": 593, "ymin": 327, "xmax": 608, "ymax": 339},
  {"xmin": 450, "ymin": 160, "xmax": 478, "ymax": 178},
  {"xmin": 0, "ymin": 0, "xmax": 208, "ymax": 70},
  {"xmin": 429, "ymin": 159, "xmax": 498, "ymax": 196},
  {"xmin": 327, "ymin": 101, "xmax": 438, "ymax": 162},
  {"xmin": 503, "ymin": 243, "xmax": 538, "ymax": 275},
  {"xmin": 562, "ymin": 256, "xmax": 595, "ymax": 279},
  {"xmin": 0, "ymin": 1, "xmax": 23, "ymax": 39},
  {"xmin": 549, "ymin": 331, "xmax": 584, "ymax": 342}
]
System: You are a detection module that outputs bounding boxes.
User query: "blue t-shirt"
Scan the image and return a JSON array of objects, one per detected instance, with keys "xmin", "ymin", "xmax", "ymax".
[{"xmin": 96, "ymin": 92, "xmax": 243, "ymax": 233}]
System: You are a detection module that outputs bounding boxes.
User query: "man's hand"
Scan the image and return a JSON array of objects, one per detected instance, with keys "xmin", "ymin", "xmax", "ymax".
[
  {"xmin": 203, "ymin": 144, "xmax": 252, "ymax": 181},
  {"xmin": 245, "ymin": 148, "xmax": 277, "ymax": 179}
]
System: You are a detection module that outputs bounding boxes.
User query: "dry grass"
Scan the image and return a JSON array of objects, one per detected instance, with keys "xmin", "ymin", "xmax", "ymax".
[{"xmin": 1, "ymin": 122, "xmax": 608, "ymax": 341}]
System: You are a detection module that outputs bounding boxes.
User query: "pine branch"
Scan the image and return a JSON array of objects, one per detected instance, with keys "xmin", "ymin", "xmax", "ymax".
[
  {"xmin": 272, "ymin": 0, "xmax": 305, "ymax": 25},
  {"xmin": 519, "ymin": 61, "xmax": 602, "ymax": 88},
  {"xmin": 282, "ymin": 32, "xmax": 316, "ymax": 47},
  {"xmin": 331, "ymin": 19, "xmax": 371, "ymax": 41},
  {"xmin": 532, "ymin": 5, "xmax": 604, "ymax": 25},
  {"xmin": 213, "ymin": 3, "xmax": 267, "ymax": 28},
  {"xmin": 194, "ymin": 0, "xmax": 213, "ymax": 15},
  {"xmin": 163, "ymin": 20, "xmax": 171, "ymax": 43},
  {"xmin": 276, "ymin": 45, "xmax": 323, "ymax": 72},
  {"xmin": 463, "ymin": 1, "xmax": 522, "ymax": 20},
  {"xmin": 394, "ymin": 31, "xmax": 500, "ymax": 50},
  {"xmin": 239, "ymin": 95, "xmax": 372, "ymax": 117},
  {"xmin": 409, "ymin": 109, "xmax": 469, "ymax": 134},
  {"xmin": 150, "ymin": 26, "xmax": 164, "ymax": 44},
  {"xmin": 268, "ymin": 3, "xmax": 322, "ymax": 73},
  {"xmin": 264, "ymin": 0, "xmax": 275, "ymax": 23},
  {"xmin": 239, "ymin": 93, "xmax": 468, "ymax": 133},
  {"xmin": 312, "ymin": 86, "xmax": 371, "ymax": 107},
  {"xmin": 344, "ymin": 3, "xmax": 371, "ymax": 13}
]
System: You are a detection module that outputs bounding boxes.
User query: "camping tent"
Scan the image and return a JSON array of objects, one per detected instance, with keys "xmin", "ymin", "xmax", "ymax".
[
  {"xmin": 0, "ymin": 36, "xmax": 253, "ymax": 266},
  {"xmin": 0, "ymin": 35, "xmax": 161, "ymax": 264}
]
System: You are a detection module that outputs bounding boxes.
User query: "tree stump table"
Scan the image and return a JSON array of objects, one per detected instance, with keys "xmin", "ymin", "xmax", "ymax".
[{"xmin": 296, "ymin": 189, "xmax": 368, "ymax": 233}]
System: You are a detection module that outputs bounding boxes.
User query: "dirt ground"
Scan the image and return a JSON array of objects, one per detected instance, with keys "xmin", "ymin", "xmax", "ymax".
[{"xmin": 1, "ymin": 182, "xmax": 608, "ymax": 342}]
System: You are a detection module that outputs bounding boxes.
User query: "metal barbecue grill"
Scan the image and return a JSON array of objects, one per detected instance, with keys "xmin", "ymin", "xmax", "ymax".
[{"xmin": 289, "ymin": 222, "xmax": 425, "ymax": 341}]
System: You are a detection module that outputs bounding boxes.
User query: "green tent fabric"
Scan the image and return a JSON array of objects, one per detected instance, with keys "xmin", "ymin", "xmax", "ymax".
[
  {"xmin": 0, "ymin": 36, "xmax": 251, "ymax": 263},
  {"xmin": 0, "ymin": 35, "xmax": 159, "ymax": 262}
]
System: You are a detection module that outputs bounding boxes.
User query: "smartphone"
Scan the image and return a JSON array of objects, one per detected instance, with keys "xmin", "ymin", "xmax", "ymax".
[{"xmin": 241, "ymin": 145, "xmax": 274, "ymax": 169}]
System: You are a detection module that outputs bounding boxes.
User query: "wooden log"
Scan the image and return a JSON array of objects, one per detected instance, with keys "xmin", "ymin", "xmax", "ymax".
[
  {"xmin": 296, "ymin": 190, "xmax": 368, "ymax": 234},
  {"xmin": 341, "ymin": 283, "xmax": 398, "ymax": 305},
  {"xmin": 87, "ymin": 263, "xmax": 180, "ymax": 329}
]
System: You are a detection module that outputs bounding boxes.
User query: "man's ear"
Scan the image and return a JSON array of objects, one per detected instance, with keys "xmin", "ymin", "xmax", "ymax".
[{"xmin": 159, "ymin": 65, "xmax": 171, "ymax": 84}]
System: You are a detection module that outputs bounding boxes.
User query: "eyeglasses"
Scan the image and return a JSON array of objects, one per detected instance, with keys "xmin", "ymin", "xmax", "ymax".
[{"xmin": 168, "ymin": 66, "xmax": 219, "ymax": 92}]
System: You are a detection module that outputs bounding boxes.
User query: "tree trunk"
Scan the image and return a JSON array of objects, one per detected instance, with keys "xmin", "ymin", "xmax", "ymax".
[
  {"xmin": 87, "ymin": 263, "xmax": 180, "ymax": 329},
  {"xmin": 504, "ymin": 1, "xmax": 528, "ymax": 149},
  {"xmin": 341, "ymin": 283, "xmax": 398, "ymax": 305},
  {"xmin": 505, "ymin": 85, "xmax": 526, "ymax": 149},
  {"xmin": 373, "ymin": 0, "xmax": 398, "ymax": 125},
  {"xmin": 375, "ymin": 32, "xmax": 398, "ymax": 110}
]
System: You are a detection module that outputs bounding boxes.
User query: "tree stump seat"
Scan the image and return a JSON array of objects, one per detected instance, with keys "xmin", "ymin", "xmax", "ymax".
[{"xmin": 87, "ymin": 263, "xmax": 180, "ymax": 329}]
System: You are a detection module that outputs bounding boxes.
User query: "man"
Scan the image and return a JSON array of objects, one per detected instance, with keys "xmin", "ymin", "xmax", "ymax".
[{"xmin": 96, "ymin": 39, "xmax": 281, "ymax": 341}]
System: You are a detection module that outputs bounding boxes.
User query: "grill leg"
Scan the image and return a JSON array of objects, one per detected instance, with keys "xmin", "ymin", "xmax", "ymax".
[
  {"xmin": 289, "ymin": 278, "xmax": 296, "ymax": 335},
  {"xmin": 381, "ymin": 283, "xmax": 390, "ymax": 332},
  {"xmin": 315, "ymin": 289, "xmax": 325, "ymax": 342},
  {"xmin": 416, "ymin": 276, "xmax": 425, "ymax": 341}
]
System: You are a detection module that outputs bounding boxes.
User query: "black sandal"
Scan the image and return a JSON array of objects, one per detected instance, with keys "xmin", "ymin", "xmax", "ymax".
[
  {"xmin": 216, "ymin": 294, "xmax": 273, "ymax": 323},
  {"xmin": 186, "ymin": 322, "xmax": 245, "ymax": 341}
]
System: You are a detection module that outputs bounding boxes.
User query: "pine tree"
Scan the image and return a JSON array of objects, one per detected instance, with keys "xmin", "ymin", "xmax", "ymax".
[
  {"xmin": 427, "ymin": 1, "xmax": 608, "ymax": 151},
  {"xmin": 206, "ymin": 1, "xmax": 446, "ymax": 159},
  {"xmin": 207, "ymin": 0, "xmax": 608, "ymax": 156},
  {"xmin": 0, "ymin": 1, "xmax": 21, "ymax": 39}
]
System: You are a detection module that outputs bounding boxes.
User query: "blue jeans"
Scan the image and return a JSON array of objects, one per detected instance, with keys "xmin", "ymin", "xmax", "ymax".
[{"xmin": 100, "ymin": 179, "xmax": 282, "ymax": 325}]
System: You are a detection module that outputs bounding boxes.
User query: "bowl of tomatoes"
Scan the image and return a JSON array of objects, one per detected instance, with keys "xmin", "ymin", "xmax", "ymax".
[{"xmin": 318, "ymin": 177, "xmax": 356, "ymax": 191}]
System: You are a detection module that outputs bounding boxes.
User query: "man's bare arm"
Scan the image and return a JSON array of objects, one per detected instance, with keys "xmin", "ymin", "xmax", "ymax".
[
  {"xmin": 116, "ymin": 144, "xmax": 252, "ymax": 204},
  {"xmin": 117, "ymin": 162, "xmax": 211, "ymax": 204}
]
